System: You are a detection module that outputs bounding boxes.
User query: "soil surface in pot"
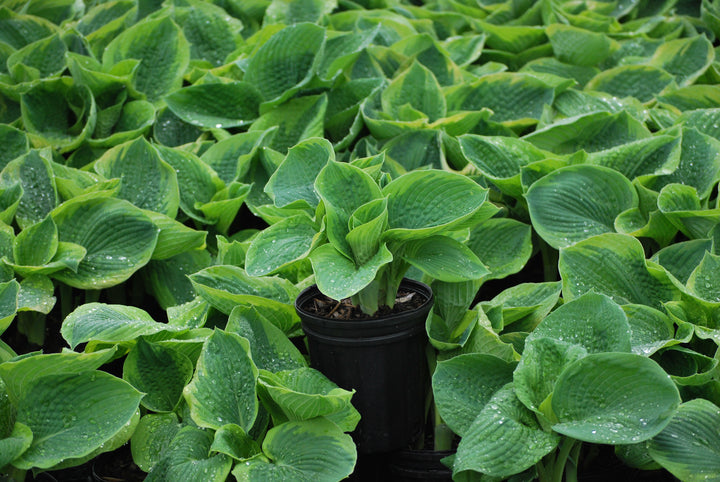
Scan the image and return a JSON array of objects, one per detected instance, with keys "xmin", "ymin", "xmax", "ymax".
[{"xmin": 301, "ymin": 289, "xmax": 427, "ymax": 320}]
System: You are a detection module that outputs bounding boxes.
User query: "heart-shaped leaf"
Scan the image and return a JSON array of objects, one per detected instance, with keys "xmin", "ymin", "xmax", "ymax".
[
  {"xmin": 21, "ymin": 78, "xmax": 97, "ymax": 153},
  {"xmin": 94, "ymin": 137, "xmax": 180, "ymax": 217},
  {"xmin": 647, "ymin": 399, "xmax": 720, "ymax": 481},
  {"xmin": 123, "ymin": 338, "xmax": 194, "ymax": 413},
  {"xmin": 12, "ymin": 371, "xmax": 142, "ymax": 470},
  {"xmin": 383, "ymin": 170, "xmax": 488, "ymax": 241},
  {"xmin": 226, "ymin": 305, "xmax": 307, "ymax": 372},
  {"xmin": 452, "ymin": 384, "xmax": 560, "ymax": 478},
  {"xmin": 559, "ymin": 233, "xmax": 680, "ymax": 309},
  {"xmin": 189, "ymin": 265, "xmax": 298, "ymax": 315},
  {"xmin": 553, "ymin": 353, "xmax": 681, "ymax": 444},
  {"xmin": 258, "ymin": 367, "xmax": 360, "ymax": 432},
  {"xmin": 525, "ymin": 292, "xmax": 632, "ymax": 353},
  {"xmin": 433, "ymin": 354, "xmax": 516, "ymax": 436},
  {"xmin": 51, "ymin": 196, "xmax": 158, "ymax": 289},
  {"xmin": 183, "ymin": 330, "xmax": 259, "ymax": 431},
  {"xmin": 61, "ymin": 303, "xmax": 181, "ymax": 349},
  {"xmin": 527, "ymin": 164, "xmax": 638, "ymax": 249},
  {"xmin": 165, "ymin": 82, "xmax": 262, "ymax": 129},
  {"xmin": 103, "ymin": 15, "xmax": 190, "ymax": 102},
  {"xmin": 231, "ymin": 418, "xmax": 356, "ymax": 481},
  {"xmin": 244, "ymin": 23, "xmax": 326, "ymax": 107}
]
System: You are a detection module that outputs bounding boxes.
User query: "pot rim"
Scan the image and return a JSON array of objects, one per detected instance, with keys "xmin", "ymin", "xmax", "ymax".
[{"xmin": 295, "ymin": 278, "xmax": 434, "ymax": 329}]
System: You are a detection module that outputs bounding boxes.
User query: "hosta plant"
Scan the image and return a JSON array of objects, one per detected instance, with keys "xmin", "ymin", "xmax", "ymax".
[
  {"xmin": 433, "ymin": 291, "xmax": 684, "ymax": 481},
  {"xmin": 245, "ymin": 138, "xmax": 494, "ymax": 315}
]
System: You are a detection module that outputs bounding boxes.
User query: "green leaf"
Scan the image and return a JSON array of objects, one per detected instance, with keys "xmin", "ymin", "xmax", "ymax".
[
  {"xmin": 315, "ymin": 160, "xmax": 381, "ymax": 257},
  {"xmin": 318, "ymin": 27, "xmax": 378, "ymax": 80},
  {"xmin": 13, "ymin": 371, "xmax": 142, "ymax": 470},
  {"xmin": 61, "ymin": 303, "xmax": 181, "ymax": 349},
  {"xmin": 526, "ymin": 164, "xmax": 637, "ymax": 249},
  {"xmin": 586, "ymin": 134, "xmax": 681, "ymax": 180},
  {"xmin": 94, "ymin": 137, "xmax": 180, "ymax": 217},
  {"xmin": 265, "ymin": 0, "xmax": 337, "ymax": 25},
  {"xmin": 522, "ymin": 57, "xmax": 599, "ymax": 88},
  {"xmin": 678, "ymin": 108, "xmax": 720, "ymax": 141},
  {"xmin": 198, "ymin": 181, "xmax": 252, "ymax": 235},
  {"xmin": 244, "ymin": 23, "xmax": 326, "ymax": 107},
  {"xmin": 687, "ymin": 251, "xmax": 720, "ymax": 303},
  {"xmin": 0, "ymin": 422, "xmax": 32, "ymax": 468},
  {"xmin": 432, "ymin": 354, "xmax": 516, "ymax": 437},
  {"xmin": 200, "ymin": 130, "xmax": 270, "ymax": 184},
  {"xmin": 183, "ymin": 330, "xmax": 259, "ymax": 431},
  {"xmin": 145, "ymin": 426, "xmax": 232, "ymax": 482},
  {"xmin": 17, "ymin": 274, "xmax": 55, "ymax": 314},
  {"xmin": 552, "ymin": 353, "xmax": 681, "ymax": 444},
  {"xmin": 459, "ymin": 134, "xmax": 549, "ymax": 198},
  {"xmin": 585, "ymin": 65, "xmax": 675, "ymax": 102},
  {"xmin": 524, "ymin": 111, "xmax": 651, "ymax": 154},
  {"xmin": 258, "ymin": 367, "xmax": 360, "ymax": 432},
  {"xmin": 7, "ymin": 33, "xmax": 67, "ymax": 82},
  {"xmin": 245, "ymin": 215, "xmax": 319, "ymax": 276},
  {"xmin": 12, "ymin": 215, "xmax": 57, "ymax": 267},
  {"xmin": 453, "ymin": 384, "xmax": 560, "ymax": 478},
  {"xmin": 21, "ymin": 78, "xmax": 97, "ymax": 153},
  {"xmin": 250, "ymin": 93, "xmax": 328, "ymax": 153},
  {"xmin": 0, "ymin": 8, "xmax": 59, "ymax": 49},
  {"xmin": 527, "ymin": 292, "xmax": 631, "ymax": 353},
  {"xmin": 51, "ymin": 196, "xmax": 158, "ymax": 289},
  {"xmin": 657, "ymin": 84, "xmax": 720, "ymax": 111},
  {"xmin": 656, "ymin": 184, "xmax": 720, "ymax": 239},
  {"xmin": 657, "ymin": 347, "xmax": 718, "ymax": 386},
  {"xmin": 232, "ymin": 418, "xmax": 356, "ymax": 482},
  {"xmin": 402, "ymin": 236, "xmax": 489, "ymax": 282},
  {"xmin": 123, "ymin": 338, "xmax": 194, "ymax": 413},
  {"xmin": 103, "ymin": 15, "xmax": 190, "ymax": 102},
  {"xmin": 266, "ymin": 137, "xmax": 334, "ymax": 209},
  {"xmin": 381, "ymin": 60, "xmax": 446, "ymax": 123},
  {"xmin": 153, "ymin": 107, "xmax": 203, "ymax": 147},
  {"xmin": 211, "ymin": 424, "xmax": 261, "ymax": 461},
  {"xmin": 467, "ymin": 218, "xmax": 533, "ymax": 281},
  {"xmin": 383, "ymin": 170, "xmax": 488, "ymax": 241},
  {"xmin": 189, "ymin": 265, "xmax": 298, "ymax": 315},
  {"xmin": 624, "ymin": 304, "xmax": 678, "ymax": 357},
  {"xmin": 0, "ymin": 125, "xmax": 28, "ymax": 172},
  {"xmin": 546, "ymin": 24, "xmax": 618, "ymax": 66},
  {"xmin": 142, "ymin": 210, "xmax": 206, "ymax": 260},
  {"xmin": 446, "ymin": 73, "xmax": 556, "ymax": 124},
  {"xmin": 346, "ymin": 198, "xmax": 388, "ymax": 266},
  {"xmin": 481, "ymin": 281, "xmax": 562, "ymax": 332},
  {"xmin": 647, "ymin": 399, "xmax": 720, "ymax": 481},
  {"xmin": 0, "ymin": 348, "xmax": 117, "ymax": 404},
  {"xmin": 0, "ymin": 279, "xmax": 18, "ymax": 335},
  {"xmin": 172, "ymin": 0, "xmax": 243, "ymax": 67},
  {"xmin": 89, "ymin": 100, "xmax": 156, "ymax": 148},
  {"xmin": 647, "ymin": 128, "xmax": 720, "ymax": 200},
  {"xmin": 647, "ymin": 35, "xmax": 714, "ymax": 86},
  {"xmin": 553, "ymin": 88, "xmax": 644, "ymax": 117},
  {"xmin": 130, "ymin": 412, "xmax": 182, "ymax": 472},
  {"xmin": 1, "ymin": 150, "xmax": 58, "ymax": 230},
  {"xmin": 226, "ymin": 305, "xmax": 307, "ymax": 372},
  {"xmin": 559, "ymin": 233, "xmax": 680, "ymax": 309},
  {"xmin": 155, "ymin": 144, "xmax": 224, "ymax": 222},
  {"xmin": 513, "ymin": 337, "xmax": 588, "ymax": 418},
  {"xmin": 165, "ymin": 82, "xmax": 262, "ymax": 129},
  {"xmin": 309, "ymin": 243, "xmax": 392, "ymax": 301}
]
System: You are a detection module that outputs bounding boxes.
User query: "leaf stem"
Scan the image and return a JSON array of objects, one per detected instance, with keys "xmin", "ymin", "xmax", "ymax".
[
  {"xmin": 552, "ymin": 437, "xmax": 580, "ymax": 482},
  {"xmin": 539, "ymin": 240, "xmax": 559, "ymax": 282}
]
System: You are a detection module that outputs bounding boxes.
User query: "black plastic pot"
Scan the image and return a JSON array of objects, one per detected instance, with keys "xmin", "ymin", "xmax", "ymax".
[
  {"xmin": 295, "ymin": 279, "xmax": 434, "ymax": 454},
  {"xmin": 388, "ymin": 449, "xmax": 455, "ymax": 481}
]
